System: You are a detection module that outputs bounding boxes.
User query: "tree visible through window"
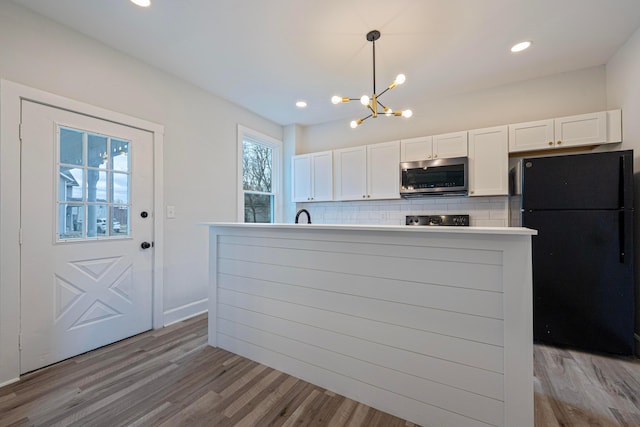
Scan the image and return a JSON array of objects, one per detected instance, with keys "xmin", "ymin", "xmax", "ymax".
[
  {"xmin": 238, "ymin": 126, "xmax": 281, "ymax": 223},
  {"xmin": 242, "ymin": 140, "xmax": 273, "ymax": 222}
]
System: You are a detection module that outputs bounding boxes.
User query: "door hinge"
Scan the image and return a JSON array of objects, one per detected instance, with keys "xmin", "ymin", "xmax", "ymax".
[
  {"xmin": 18, "ymin": 333, "xmax": 22, "ymax": 351},
  {"xmin": 19, "ymin": 228, "xmax": 22, "ymax": 245},
  {"xmin": 19, "ymin": 123, "xmax": 23, "ymax": 141}
]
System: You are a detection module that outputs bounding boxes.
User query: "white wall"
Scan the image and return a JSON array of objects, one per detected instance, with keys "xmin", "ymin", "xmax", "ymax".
[
  {"xmin": 0, "ymin": 2, "xmax": 282, "ymax": 329},
  {"xmin": 300, "ymin": 66, "xmax": 607, "ymax": 153},
  {"xmin": 606, "ymin": 25, "xmax": 640, "ymax": 354}
]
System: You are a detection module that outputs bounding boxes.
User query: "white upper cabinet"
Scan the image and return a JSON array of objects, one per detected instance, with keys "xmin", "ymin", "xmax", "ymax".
[
  {"xmin": 335, "ymin": 141, "xmax": 400, "ymax": 201},
  {"xmin": 400, "ymin": 132, "xmax": 467, "ymax": 162},
  {"xmin": 509, "ymin": 110, "xmax": 621, "ymax": 153},
  {"xmin": 334, "ymin": 146, "xmax": 367, "ymax": 201},
  {"xmin": 401, "ymin": 136, "xmax": 433, "ymax": 161},
  {"xmin": 367, "ymin": 140, "xmax": 401, "ymax": 200},
  {"xmin": 433, "ymin": 131, "xmax": 468, "ymax": 159},
  {"xmin": 468, "ymin": 125, "xmax": 509, "ymax": 197},
  {"xmin": 291, "ymin": 151, "xmax": 333, "ymax": 202}
]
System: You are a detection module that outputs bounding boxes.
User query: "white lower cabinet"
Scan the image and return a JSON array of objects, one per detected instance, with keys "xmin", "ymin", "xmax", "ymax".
[
  {"xmin": 468, "ymin": 125, "xmax": 509, "ymax": 197},
  {"xmin": 292, "ymin": 151, "xmax": 333, "ymax": 202},
  {"xmin": 334, "ymin": 141, "xmax": 400, "ymax": 200}
]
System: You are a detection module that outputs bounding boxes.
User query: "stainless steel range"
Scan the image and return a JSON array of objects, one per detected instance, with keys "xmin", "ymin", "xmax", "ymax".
[{"xmin": 405, "ymin": 214, "xmax": 470, "ymax": 226}]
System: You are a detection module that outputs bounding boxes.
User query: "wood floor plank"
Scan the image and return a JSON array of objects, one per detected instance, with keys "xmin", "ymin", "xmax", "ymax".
[{"xmin": 2, "ymin": 314, "xmax": 640, "ymax": 427}]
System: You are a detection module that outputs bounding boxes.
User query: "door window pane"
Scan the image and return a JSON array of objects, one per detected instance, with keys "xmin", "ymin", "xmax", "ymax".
[
  {"xmin": 87, "ymin": 133, "xmax": 108, "ymax": 169},
  {"xmin": 57, "ymin": 126, "xmax": 131, "ymax": 240},
  {"xmin": 58, "ymin": 204, "xmax": 84, "ymax": 239},
  {"xmin": 111, "ymin": 206, "xmax": 128, "ymax": 235},
  {"xmin": 111, "ymin": 172, "xmax": 129, "ymax": 204},
  {"xmin": 59, "ymin": 128, "xmax": 83, "ymax": 166},
  {"xmin": 59, "ymin": 166, "xmax": 84, "ymax": 202},
  {"xmin": 87, "ymin": 170, "xmax": 108, "ymax": 203},
  {"xmin": 112, "ymin": 140, "xmax": 130, "ymax": 172}
]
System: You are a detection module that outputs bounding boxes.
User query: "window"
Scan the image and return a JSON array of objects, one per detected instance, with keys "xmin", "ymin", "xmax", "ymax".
[
  {"xmin": 57, "ymin": 126, "xmax": 130, "ymax": 240},
  {"xmin": 237, "ymin": 125, "xmax": 282, "ymax": 223}
]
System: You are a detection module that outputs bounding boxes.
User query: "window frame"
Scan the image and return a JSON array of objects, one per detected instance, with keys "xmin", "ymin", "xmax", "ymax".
[{"xmin": 237, "ymin": 125, "xmax": 283, "ymax": 223}]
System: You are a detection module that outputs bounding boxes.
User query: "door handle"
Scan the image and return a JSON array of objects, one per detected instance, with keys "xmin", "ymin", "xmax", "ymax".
[{"xmin": 140, "ymin": 241, "xmax": 152, "ymax": 249}]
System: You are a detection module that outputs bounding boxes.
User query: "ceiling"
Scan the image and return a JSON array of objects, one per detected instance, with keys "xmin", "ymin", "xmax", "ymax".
[{"xmin": 10, "ymin": 0, "xmax": 640, "ymax": 127}]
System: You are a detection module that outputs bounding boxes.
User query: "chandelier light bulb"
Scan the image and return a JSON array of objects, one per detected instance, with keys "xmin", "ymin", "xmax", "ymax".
[
  {"xmin": 360, "ymin": 95, "xmax": 370, "ymax": 106},
  {"xmin": 394, "ymin": 74, "xmax": 406, "ymax": 85},
  {"xmin": 384, "ymin": 106, "xmax": 393, "ymax": 116},
  {"xmin": 402, "ymin": 109, "xmax": 413, "ymax": 118},
  {"xmin": 331, "ymin": 96, "xmax": 342, "ymax": 105},
  {"xmin": 350, "ymin": 120, "xmax": 359, "ymax": 129}
]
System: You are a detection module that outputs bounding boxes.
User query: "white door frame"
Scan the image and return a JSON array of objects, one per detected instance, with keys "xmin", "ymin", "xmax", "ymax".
[{"xmin": 0, "ymin": 79, "xmax": 165, "ymax": 386}]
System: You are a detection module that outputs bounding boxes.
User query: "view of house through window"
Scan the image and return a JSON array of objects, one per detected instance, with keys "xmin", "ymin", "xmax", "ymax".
[
  {"xmin": 58, "ymin": 126, "xmax": 131, "ymax": 240},
  {"xmin": 238, "ymin": 126, "xmax": 281, "ymax": 223}
]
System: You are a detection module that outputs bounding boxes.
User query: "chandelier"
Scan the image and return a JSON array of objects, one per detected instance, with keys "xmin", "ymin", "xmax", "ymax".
[{"xmin": 331, "ymin": 30, "xmax": 413, "ymax": 128}]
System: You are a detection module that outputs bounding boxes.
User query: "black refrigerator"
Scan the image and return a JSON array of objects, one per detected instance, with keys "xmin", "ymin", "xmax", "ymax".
[{"xmin": 522, "ymin": 150, "xmax": 635, "ymax": 355}]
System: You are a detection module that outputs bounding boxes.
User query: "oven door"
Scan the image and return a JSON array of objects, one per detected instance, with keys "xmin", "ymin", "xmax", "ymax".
[{"xmin": 400, "ymin": 157, "xmax": 468, "ymax": 196}]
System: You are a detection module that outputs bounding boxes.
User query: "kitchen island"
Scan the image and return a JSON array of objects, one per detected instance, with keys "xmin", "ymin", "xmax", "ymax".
[{"xmin": 205, "ymin": 223, "xmax": 536, "ymax": 427}]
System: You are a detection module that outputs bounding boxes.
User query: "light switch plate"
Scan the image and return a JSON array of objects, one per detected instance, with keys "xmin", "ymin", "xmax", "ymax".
[{"xmin": 166, "ymin": 205, "xmax": 176, "ymax": 219}]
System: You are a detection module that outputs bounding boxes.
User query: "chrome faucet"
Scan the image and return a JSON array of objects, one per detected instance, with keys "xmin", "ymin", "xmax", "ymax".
[{"xmin": 295, "ymin": 209, "xmax": 311, "ymax": 224}]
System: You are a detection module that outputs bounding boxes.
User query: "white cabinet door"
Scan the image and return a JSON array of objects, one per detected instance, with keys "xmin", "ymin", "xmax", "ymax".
[
  {"xmin": 508, "ymin": 119, "xmax": 555, "ymax": 153},
  {"xmin": 334, "ymin": 146, "xmax": 367, "ymax": 201},
  {"xmin": 311, "ymin": 151, "xmax": 333, "ymax": 201},
  {"xmin": 554, "ymin": 111, "xmax": 606, "ymax": 148},
  {"xmin": 508, "ymin": 110, "xmax": 618, "ymax": 153},
  {"xmin": 367, "ymin": 141, "xmax": 401, "ymax": 200},
  {"xmin": 468, "ymin": 125, "xmax": 508, "ymax": 197},
  {"xmin": 401, "ymin": 136, "xmax": 433, "ymax": 161},
  {"xmin": 292, "ymin": 154, "xmax": 312, "ymax": 202},
  {"xmin": 433, "ymin": 131, "xmax": 468, "ymax": 158}
]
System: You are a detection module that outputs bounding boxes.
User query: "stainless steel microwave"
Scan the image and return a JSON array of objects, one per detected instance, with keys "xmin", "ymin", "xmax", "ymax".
[{"xmin": 400, "ymin": 157, "xmax": 468, "ymax": 197}]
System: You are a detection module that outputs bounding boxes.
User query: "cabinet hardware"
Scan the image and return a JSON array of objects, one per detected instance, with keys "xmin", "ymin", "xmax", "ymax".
[
  {"xmin": 548, "ymin": 141, "xmax": 553, "ymax": 146},
  {"xmin": 427, "ymin": 155, "xmax": 432, "ymax": 159},
  {"xmin": 557, "ymin": 140, "xmax": 562, "ymax": 145}
]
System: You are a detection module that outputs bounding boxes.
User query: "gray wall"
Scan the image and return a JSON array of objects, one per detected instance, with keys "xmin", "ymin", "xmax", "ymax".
[
  {"xmin": 0, "ymin": 2, "xmax": 283, "ymax": 323},
  {"xmin": 606, "ymin": 25, "xmax": 640, "ymax": 354}
]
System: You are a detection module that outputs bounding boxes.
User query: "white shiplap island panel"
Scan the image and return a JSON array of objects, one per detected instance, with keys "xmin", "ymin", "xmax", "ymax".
[{"xmin": 206, "ymin": 223, "xmax": 536, "ymax": 427}]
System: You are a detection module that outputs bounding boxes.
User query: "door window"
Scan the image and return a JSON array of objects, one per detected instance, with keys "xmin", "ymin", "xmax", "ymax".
[{"xmin": 57, "ymin": 126, "xmax": 131, "ymax": 240}]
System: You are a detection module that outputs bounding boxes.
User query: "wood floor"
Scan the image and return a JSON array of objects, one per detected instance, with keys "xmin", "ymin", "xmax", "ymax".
[{"xmin": 0, "ymin": 314, "xmax": 638, "ymax": 427}]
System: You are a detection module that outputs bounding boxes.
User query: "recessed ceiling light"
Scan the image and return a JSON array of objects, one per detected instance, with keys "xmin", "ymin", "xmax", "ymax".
[
  {"xmin": 511, "ymin": 41, "xmax": 532, "ymax": 53},
  {"xmin": 296, "ymin": 101, "xmax": 308, "ymax": 108},
  {"xmin": 130, "ymin": 0, "xmax": 151, "ymax": 7}
]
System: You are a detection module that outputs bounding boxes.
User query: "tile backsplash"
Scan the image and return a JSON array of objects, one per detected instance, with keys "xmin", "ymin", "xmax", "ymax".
[{"xmin": 297, "ymin": 196, "xmax": 509, "ymax": 227}]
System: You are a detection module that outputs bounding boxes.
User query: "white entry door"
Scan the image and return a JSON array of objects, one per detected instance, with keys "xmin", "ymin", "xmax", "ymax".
[{"xmin": 20, "ymin": 100, "xmax": 154, "ymax": 374}]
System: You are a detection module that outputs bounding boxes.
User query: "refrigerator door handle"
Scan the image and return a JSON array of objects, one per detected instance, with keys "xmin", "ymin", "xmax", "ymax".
[{"xmin": 619, "ymin": 210, "xmax": 625, "ymax": 263}]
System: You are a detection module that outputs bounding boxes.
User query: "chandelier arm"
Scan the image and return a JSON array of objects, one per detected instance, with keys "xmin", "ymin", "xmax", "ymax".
[{"xmin": 377, "ymin": 87, "xmax": 391, "ymax": 98}]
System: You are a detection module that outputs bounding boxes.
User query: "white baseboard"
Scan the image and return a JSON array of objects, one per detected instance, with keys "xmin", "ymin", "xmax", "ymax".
[
  {"xmin": 163, "ymin": 298, "xmax": 208, "ymax": 327},
  {"xmin": 0, "ymin": 377, "xmax": 19, "ymax": 388}
]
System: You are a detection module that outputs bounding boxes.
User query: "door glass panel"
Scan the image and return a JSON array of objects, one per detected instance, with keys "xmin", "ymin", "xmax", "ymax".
[
  {"xmin": 59, "ymin": 128, "xmax": 83, "ymax": 166},
  {"xmin": 57, "ymin": 126, "xmax": 131, "ymax": 241},
  {"xmin": 111, "ymin": 172, "xmax": 129, "ymax": 204},
  {"xmin": 87, "ymin": 169, "xmax": 108, "ymax": 203},
  {"xmin": 87, "ymin": 133, "xmax": 108, "ymax": 169},
  {"xmin": 59, "ymin": 166, "xmax": 84, "ymax": 202},
  {"xmin": 111, "ymin": 206, "xmax": 128, "ymax": 235},
  {"xmin": 112, "ymin": 139, "xmax": 130, "ymax": 172},
  {"xmin": 58, "ymin": 203, "xmax": 84, "ymax": 239}
]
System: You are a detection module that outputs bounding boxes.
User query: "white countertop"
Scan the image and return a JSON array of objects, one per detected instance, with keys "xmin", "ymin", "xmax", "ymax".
[{"xmin": 203, "ymin": 222, "xmax": 537, "ymax": 236}]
